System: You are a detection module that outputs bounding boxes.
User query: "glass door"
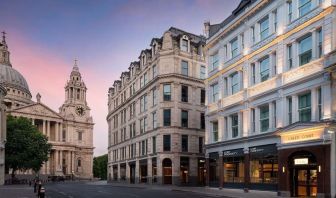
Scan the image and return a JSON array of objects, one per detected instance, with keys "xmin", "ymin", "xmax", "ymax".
[{"xmin": 294, "ymin": 168, "xmax": 317, "ymax": 197}]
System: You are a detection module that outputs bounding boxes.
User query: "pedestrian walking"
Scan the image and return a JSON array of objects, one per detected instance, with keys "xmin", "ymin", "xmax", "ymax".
[
  {"xmin": 33, "ymin": 180, "xmax": 37, "ymax": 193},
  {"xmin": 37, "ymin": 180, "xmax": 42, "ymax": 197}
]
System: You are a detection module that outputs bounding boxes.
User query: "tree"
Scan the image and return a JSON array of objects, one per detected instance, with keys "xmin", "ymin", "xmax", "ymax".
[
  {"xmin": 93, "ymin": 154, "xmax": 107, "ymax": 180},
  {"xmin": 5, "ymin": 115, "xmax": 52, "ymax": 178}
]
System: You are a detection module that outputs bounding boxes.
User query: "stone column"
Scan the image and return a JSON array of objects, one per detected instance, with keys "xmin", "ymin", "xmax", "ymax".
[
  {"xmin": 205, "ymin": 154, "xmax": 210, "ymax": 187},
  {"xmin": 218, "ymin": 152, "xmax": 224, "ymax": 189},
  {"xmin": 117, "ymin": 163, "xmax": 120, "ymax": 181},
  {"xmin": 218, "ymin": 116, "xmax": 224, "ymax": 142},
  {"xmin": 312, "ymin": 30, "xmax": 317, "ymax": 60},
  {"xmin": 292, "ymin": 94, "xmax": 299, "ymax": 122},
  {"xmin": 42, "ymin": 120, "xmax": 46, "ymax": 135},
  {"xmin": 255, "ymin": 61, "xmax": 260, "ymax": 83},
  {"xmin": 157, "ymin": 157, "xmax": 162, "ymax": 185},
  {"xmin": 147, "ymin": 158, "xmax": 152, "ymax": 184},
  {"xmin": 227, "ymin": 76, "xmax": 232, "ymax": 95},
  {"xmin": 238, "ymin": 70, "xmax": 243, "ymax": 91},
  {"xmin": 243, "ymin": 108, "xmax": 250, "ymax": 137},
  {"xmin": 67, "ymin": 151, "xmax": 71, "ymax": 174},
  {"xmin": 189, "ymin": 157, "xmax": 198, "ymax": 186},
  {"xmin": 322, "ymin": 82, "xmax": 332, "ymax": 119},
  {"xmin": 227, "ymin": 116, "xmax": 232, "ymax": 139},
  {"xmin": 255, "ymin": 107, "xmax": 260, "ymax": 134},
  {"xmin": 173, "ymin": 157, "xmax": 180, "ymax": 185},
  {"xmin": 47, "ymin": 120, "xmax": 50, "ymax": 139},
  {"xmin": 135, "ymin": 160, "xmax": 139, "ymax": 183},
  {"xmin": 59, "ymin": 123, "xmax": 63, "ymax": 142},
  {"xmin": 269, "ymin": 102, "xmax": 274, "ymax": 130},
  {"xmin": 311, "ymin": 88, "xmax": 318, "ymax": 121},
  {"xmin": 72, "ymin": 151, "xmax": 75, "ymax": 173},
  {"xmin": 55, "ymin": 122, "xmax": 59, "ymax": 142},
  {"xmin": 55, "ymin": 150, "xmax": 59, "ymax": 172},
  {"xmin": 60, "ymin": 150, "xmax": 63, "ymax": 172},
  {"xmin": 292, "ymin": 41, "xmax": 298, "ymax": 68}
]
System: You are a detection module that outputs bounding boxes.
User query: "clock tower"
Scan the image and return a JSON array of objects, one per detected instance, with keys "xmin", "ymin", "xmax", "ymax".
[{"xmin": 60, "ymin": 60, "xmax": 92, "ymax": 121}]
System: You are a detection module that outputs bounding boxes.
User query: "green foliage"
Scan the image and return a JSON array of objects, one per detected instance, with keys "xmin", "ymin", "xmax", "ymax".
[
  {"xmin": 93, "ymin": 154, "xmax": 107, "ymax": 180},
  {"xmin": 5, "ymin": 115, "xmax": 52, "ymax": 176}
]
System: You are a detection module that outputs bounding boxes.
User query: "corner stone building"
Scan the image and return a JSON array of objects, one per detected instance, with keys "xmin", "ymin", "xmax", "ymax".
[
  {"xmin": 0, "ymin": 34, "xmax": 94, "ymax": 180},
  {"xmin": 107, "ymin": 27, "xmax": 207, "ymax": 185}
]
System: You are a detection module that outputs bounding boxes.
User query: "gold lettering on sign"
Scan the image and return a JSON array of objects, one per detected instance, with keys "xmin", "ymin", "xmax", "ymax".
[{"xmin": 281, "ymin": 127, "xmax": 324, "ymax": 144}]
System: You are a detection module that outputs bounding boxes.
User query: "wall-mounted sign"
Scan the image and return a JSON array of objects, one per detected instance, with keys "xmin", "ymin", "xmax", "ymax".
[
  {"xmin": 281, "ymin": 127, "xmax": 324, "ymax": 144},
  {"xmin": 223, "ymin": 149, "xmax": 244, "ymax": 157},
  {"xmin": 294, "ymin": 158, "xmax": 309, "ymax": 165}
]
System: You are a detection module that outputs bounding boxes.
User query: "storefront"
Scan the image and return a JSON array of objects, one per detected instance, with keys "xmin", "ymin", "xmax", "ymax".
[
  {"xmin": 198, "ymin": 158, "xmax": 206, "ymax": 186},
  {"xmin": 277, "ymin": 124, "xmax": 331, "ymax": 197},
  {"xmin": 139, "ymin": 159, "xmax": 147, "ymax": 183},
  {"xmin": 180, "ymin": 157, "xmax": 189, "ymax": 185},
  {"xmin": 152, "ymin": 158, "xmax": 157, "ymax": 183},
  {"xmin": 223, "ymin": 148, "xmax": 245, "ymax": 188},
  {"xmin": 249, "ymin": 144, "xmax": 278, "ymax": 191},
  {"xmin": 208, "ymin": 152, "xmax": 219, "ymax": 187}
]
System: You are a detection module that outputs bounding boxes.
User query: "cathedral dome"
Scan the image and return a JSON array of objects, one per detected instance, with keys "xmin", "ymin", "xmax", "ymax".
[{"xmin": 0, "ymin": 63, "xmax": 31, "ymax": 96}]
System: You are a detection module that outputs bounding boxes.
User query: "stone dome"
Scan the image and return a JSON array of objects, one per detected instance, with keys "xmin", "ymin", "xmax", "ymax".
[{"xmin": 0, "ymin": 63, "xmax": 31, "ymax": 97}]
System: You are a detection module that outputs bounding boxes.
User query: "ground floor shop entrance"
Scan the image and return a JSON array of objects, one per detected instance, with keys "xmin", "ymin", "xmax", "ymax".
[
  {"xmin": 162, "ymin": 158, "xmax": 172, "ymax": 184},
  {"xmin": 289, "ymin": 151, "xmax": 318, "ymax": 197},
  {"xmin": 129, "ymin": 162, "xmax": 136, "ymax": 184}
]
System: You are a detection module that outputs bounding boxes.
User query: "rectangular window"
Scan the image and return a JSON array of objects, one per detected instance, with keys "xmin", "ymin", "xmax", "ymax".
[
  {"xmin": 260, "ymin": 17, "xmax": 269, "ymax": 41},
  {"xmin": 181, "ymin": 39, "xmax": 188, "ymax": 51},
  {"xmin": 153, "ymin": 65, "xmax": 157, "ymax": 78},
  {"xmin": 181, "ymin": 110, "xmax": 188, "ymax": 128},
  {"xmin": 260, "ymin": 105, "xmax": 269, "ymax": 132},
  {"xmin": 231, "ymin": 37, "xmax": 238, "ymax": 58},
  {"xmin": 299, "ymin": 92, "xmax": 311, "ymax": 122},
  {"xmin": 144, "ymin": 72, "xmax": 148, "ymax": 85},
  {"xmin": 232, "ymin": 114, "xmax": 239, "ymax": 138},
  {"xmin": 273, "ymin": 9, "xmax": 278, "ymax": 32},
  {"xmin": 288, "ymin": 97, "xmax": 293, "ymax": 125},
  {"xmin": 200, "ymin": 89, "xmax": 205, "ymax": 105},
  {"xmin": 132, "ymin": 123, "xmax": 136, "ymax": 137},
  {"xmin": 288, "ymin": 1, "xmax": 293, "ymax": 23},
  {"xmin": 163, "ymin": 109, "xmax": 171, "ymax": 126},
  {"xmin": 251, "ymin": 63, "xmax": 256, "ymax": 85},
  {"xmin": 299, "ymin": 0, "xmax": 311, "ymax": 17},
  {"xmin": 260, "ymin": 56, "xmax": 270, "ymax": 82},
  {"xmin": 181, "ymin": 135, "xmax": 188, "ymax": 152},
  {"xmin": 200, "ymin": 113, "xmax": 205, "ymax": 129},
  {"xmin": 287, "ymin": 44, "xmax": 293, "ymax": 69},
  {"xmin": 317, "ymin": 28, "xmax": 323, "ymax": 58},
  {"xmin": 152, "ymin": 136, "xmax": 156, "ymax": 154},
  {"xmin": 212, "ymin": 122, "xmax": 218, "ymax": 142},
  {"xmin": 251, "ymin": 26, "xmax": 255, "ymax": 44},
  {"xmin": 200, "ymin": 65, "xmax": 206, "ymax": 79},
  {"xmin": 163, "ymin": 135, "xmax": 171, "ymax": 151},
  {"xmin": 231, "ymin": 72, "xmax": 239, "ymax": 94},
  {"xmin": 181, "ymin": 85, "xmax": 188, "ymax": 102},
  {"xmin": 144, "ymin": 117, "xmax": 147, "ymax": 133},
  {"xmin": 163, "ymin": 84, "xmax": 171, "ymax": 101},
  {"xmin": 152, "ymin": 88, "xmax": 157, "ymax": 106},
  {"xmin": 211, "ymin": 53, "xmax": 219, "ymax": 70},
  {"xmin": 318, "ymin": 88, "xmax": 322, "ymax": 120},
  {"xmin": 140, "ymin": 76, "xmax": 144, "ymax": 88},
  {"xmin": 152, "ymin": 111, "xmax": 157, "ymax": 129},
  {"xmin": 181, "ymin": 60, "xmax": 189, "ymax": 76},
  {"xmin": 251, "ymin": 108, "xmax": 256, "ymax": 132},
  {"xmin": 78, "ymin": 131, "xmax": 82, "ymax": 141},
  {"xmin": 199, "ymin": 137, "xmax": 203, "ymax": 153},
  {"xmin": 140, "ymin": 118, "xmax": 144, "ymax": 134},
  {"xmin": 211, "ymin": 83, "xmax": 219, "ymax": 102},
  {"xmin": 299, "ymin": 34, "xmax": 312, "ymax": 66}
]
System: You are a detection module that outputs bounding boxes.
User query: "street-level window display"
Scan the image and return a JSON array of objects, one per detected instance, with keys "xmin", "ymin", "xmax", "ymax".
[
  {"xmin": 223, "ymin": 149, "xmax": 245, "ymax": 183},
  {"xmin": 249, "ymin": 144, "xmax": 278, "ymax": 184}
]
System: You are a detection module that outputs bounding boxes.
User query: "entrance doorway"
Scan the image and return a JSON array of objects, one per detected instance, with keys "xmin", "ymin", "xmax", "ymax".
[
  {"xmin": 162, "ymin": 158, "xmax": 172, "ymax": 184},
  {"xmin": 129, "ymin": 163, "xmax": 136, "ymax": 184},
  {"xmin": 289, "ymin": 151, "xmax": 317, "ymax": 197}
]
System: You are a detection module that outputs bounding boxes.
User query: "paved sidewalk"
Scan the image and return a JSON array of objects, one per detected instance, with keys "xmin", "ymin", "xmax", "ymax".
[
  {"xmin": 0, "ymin": 184, "xmax": 36, "ymax": 198},
  {"xmin": 102, "ymin": 181, "xmax": 282, "ymax": 198}
]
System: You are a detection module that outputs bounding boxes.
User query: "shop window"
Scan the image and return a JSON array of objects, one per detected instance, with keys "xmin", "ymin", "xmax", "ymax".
[{"xmin": 224, "ymin": 156, "xmax": 244, "ymax": 183}]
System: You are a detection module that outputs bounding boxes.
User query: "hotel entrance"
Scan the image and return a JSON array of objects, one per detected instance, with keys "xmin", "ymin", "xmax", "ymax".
[{"xmin": 290, "ymin": 151, "xmax": 317, "ymax": 197}]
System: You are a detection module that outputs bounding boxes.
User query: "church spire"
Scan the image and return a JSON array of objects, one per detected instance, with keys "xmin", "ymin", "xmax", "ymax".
[
  {"xmin": 0, "ymin": 31, "xmax": 11, "ymax": 66},
  {"xmin": 65, "ymin": 60, "xmax": 87, "ymax": 105}
]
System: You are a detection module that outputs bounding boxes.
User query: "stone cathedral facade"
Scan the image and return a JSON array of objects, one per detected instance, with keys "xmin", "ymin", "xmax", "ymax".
[{"xmin": 0, "ymin": 34, "xmax": 94, "ymax": 180}]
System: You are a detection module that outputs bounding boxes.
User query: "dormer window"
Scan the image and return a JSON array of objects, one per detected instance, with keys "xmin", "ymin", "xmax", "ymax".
[
  {"xmin": 142, "ymin": 54, "xmax": 146, "ymax": 66},
  {"xmin": 181, "ymin": 35, "xmax": 189, "ymax": 52}
]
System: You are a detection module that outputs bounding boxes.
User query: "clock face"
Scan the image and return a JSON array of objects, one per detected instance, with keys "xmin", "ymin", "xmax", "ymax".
[{"xmin": 75, "ymin": 106, "xmax": 85, "ymax": 116}]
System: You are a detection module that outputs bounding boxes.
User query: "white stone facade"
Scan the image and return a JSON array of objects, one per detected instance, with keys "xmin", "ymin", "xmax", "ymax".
[
  {"xmin": 204, "ymin": 0, "xmax": 336, "ymax": 197},
  {"xmin": 107, "ymin": 27, "xmax": 207, "ymax": 185}
]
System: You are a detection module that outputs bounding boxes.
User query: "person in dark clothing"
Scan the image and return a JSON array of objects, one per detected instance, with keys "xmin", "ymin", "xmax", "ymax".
[
  {"xmin": 37, "ymin": 181, "xmax": 42, "ymax": 197},
  {"xmin": 34, "ymin": 180, "xmax": 37, "ymax": 193}
]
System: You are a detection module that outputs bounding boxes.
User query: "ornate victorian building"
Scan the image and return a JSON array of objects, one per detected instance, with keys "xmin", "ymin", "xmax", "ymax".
[
  {"xmin": 204, "ymin": 0, "xmax": 336, "ymax": 197},
  {"xmin": 0, "ymin": 33, "xmax": 94, "ymax": 180},
  {"xmin": 107, "ymin": 27, "xmax": 206, "ymax": 185}
]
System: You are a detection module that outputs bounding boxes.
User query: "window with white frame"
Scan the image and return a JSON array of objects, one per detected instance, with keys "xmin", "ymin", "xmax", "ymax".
[
  {"xmin": 153, "ymin": 65, "xmax": 157, "ymax": 77},
  {"xmin": 287, "ymin": 44, "xmax": 293, "ymax": 69},
  {"xmin": 299, "ymin": 92, "xmax": 311, "ymax": 122},
  {"xmin": 231, "ymin": 37, "xmax": 238, "ymax": 58},
  {"xmin": 260, "ymin": 56, "xmax": 270, "ymax": 82},
  {"xmin": 288, "ymin": 1, "xmax": 293, "ymax": 23},
  {"xmin": 231, "ymin": 114, "xmax": 239, "ymax": 138},
  {"xmin": 251, "ymin": 63, "xmax": 256, "ymax": 85},
  {"xmin": 163, "ymin": 84, "xmax": 171, "ymax": 101},
  {"xmin": 260, "ymin": 16, "xmax": 269, "ymax": 41},
  {"xmin": 260, "ymin": 105, "xmax": 269, "ymax": 132},
  {"xmin": 251, "ymin": 26, "xmax": 255, "ymax": 44},
  {"xmin": 181, "ymin": 60, "xmax": 188, "ymax": 76},
  {"xmin": 152, "ymin": 111, "xmax": 157, "ymax": 129},
  {"xmin": 231, "ymin": 72, "xmax": 239, "ymax": 94},
  {"xmin": 144, "ymin": 72, "xmax": 148, "ymax": 85},
  {"xmin": 317, "ymin": 28, "xmax": 323, "ymax": 58},
  {"xmin": 299, "ymin": 0, "xmax": 311, "ymax": 17},
  {"xmin": 200, "ymin": 65, "xmax": 206, "ymax": 79},
  {"xmin": 181, "ymin": 38, "xmax": 188, "ymax": 52},
  {"xmin": 273, "ymin": 9, "xmax": 278, "ymax": 32},
  {"xmin": 152, "ymin": 88, "xmax": 157, "ymax": 106},
  {"xmin": 211, "ymin": 83, "xmax": 219, "ymax": 102},
  {"xmin": 212, "ymin": 121, "xmax": 218, "ymax": 142},
  {"xmin": 140, "ymin": 76, "xmax": 144, "ymax": 88},
  {"xmin": 299, "ymin": 34, "xmax": 312, "ymax": 66},
  {"xmin": 211, "ymin": 52, "xmax": 219, "ymax": 70}
]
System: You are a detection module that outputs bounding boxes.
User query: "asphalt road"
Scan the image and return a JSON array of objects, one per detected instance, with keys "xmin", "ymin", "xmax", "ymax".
[{"xmin": 43, "ymin": 182, "xmax": 222, "ymax": 198}]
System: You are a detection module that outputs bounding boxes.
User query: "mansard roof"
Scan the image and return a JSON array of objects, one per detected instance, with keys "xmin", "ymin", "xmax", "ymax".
[
  {"xmin": 168, "ymin": 27, "xmax": 206, "ymax": 44},
  {"xmin": 208, "ymin": 0, "xmax": 257, "ymax": 38},
  {"xmin": 150, "ymin": 38, "xmax": 162, "ymax": 46}
]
